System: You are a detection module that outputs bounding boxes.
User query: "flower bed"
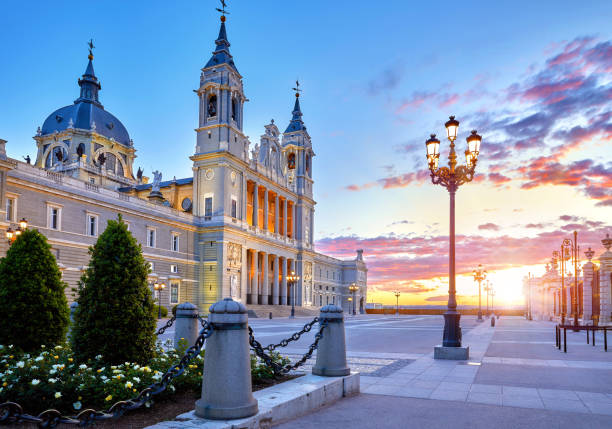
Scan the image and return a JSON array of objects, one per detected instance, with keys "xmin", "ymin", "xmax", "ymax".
[{"xmin": 0, "ymin": 341, "xmax": 290, "ymax": 417}]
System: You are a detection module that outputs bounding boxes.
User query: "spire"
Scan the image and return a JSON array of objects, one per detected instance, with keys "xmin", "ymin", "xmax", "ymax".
[
  {"xmin": 204, "ymin": 15, "xmax": 239, "ymax": 73},
  {"xmin": 285, "ymin": 81, "xmax": 306, "ymax": 133},
  {"xmin": 75, "ymin": 39, "xmax": 103, "ymax": 108}
]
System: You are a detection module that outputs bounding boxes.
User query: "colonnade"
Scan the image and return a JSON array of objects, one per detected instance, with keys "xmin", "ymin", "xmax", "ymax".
[
  {"xmin": 245, "ymin": 248, "xmax": 296, "ymax": 306},
  {"xmin": 246, "ymin": 179, "xmax": 295, "ymax": 238}
]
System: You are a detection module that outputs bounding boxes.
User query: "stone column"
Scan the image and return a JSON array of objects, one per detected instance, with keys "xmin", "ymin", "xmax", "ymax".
[
  {"xmin": 263, "ymin": 188, "xmax": 268, "ymax": 231},
  {"xmin": 249, "ymin": 250, "xmax": 257, "ymax": 304},
  {"xmin": 274, "ymin": 194, "xmax": 279, "ymax": 234},
  {"xmin": 312, "ymin": 305, "xmax": 350, "ymax": 376},
  {"xmin": 281, "ymin": 257, "xmax": 288, "ymax": 305},
  {"xmin": 174, "ymin": 302, "xmax": 199, "ymax": 349},
  {"xmin": 241, "ymin": 245, "xmax": 248, "ymax": 303},
  {"xmin": 195, "ymin": 299, "xmax": 258, "ymax": 419},
  {"xmin": 242, "ymin": 175, "xmax": 248, "ymax": 222},
  {"xmin": 283, "ymin": 198, "xmax": 288, "ymax": 237},
  {"xmin": 273, "ymin": 255, "xmax": 279, "ymax": 305},
  {"xmin": 583, "ymin": 261, "xmax": 595, "ymax": 323},
  {"xmin": 262, "ymin": 251, "xmax": 269, "ymax": 304},
  {"xmin": 289, "ymin": 259, "xmax": 296, "ymax": 308},
  {"xmin": 599, "ymin": 238, "xmax": 612, "ymax": 324},
  {"xmin": 252, "ymin": 183, "xmax": 259, "ymax": 228},
  {"xmin": 292, "ymin": 202, "xmax": 297, "ymax": 239}
]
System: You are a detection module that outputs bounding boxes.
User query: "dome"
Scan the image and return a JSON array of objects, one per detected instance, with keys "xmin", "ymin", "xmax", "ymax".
[
  {"xmin": 41, "ymin": 102, "xmax": 131, "ymax": 147},
  {"xmin": 40, "ymin": 54, "xmax": 131, "ymax": 147}
]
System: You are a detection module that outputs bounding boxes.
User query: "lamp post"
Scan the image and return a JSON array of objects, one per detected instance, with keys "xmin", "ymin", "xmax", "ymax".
[
  {"xmin": 394, "ymin": 290, "xmax": 401, "ymax": 316},
  {"xmin": 349, "ymin": 283, "xmax": 359, "ymax": 316},
  {"xmin": 473, "ymin": 264, "xmax": 486, "ymax": 321},
  {"xmin": 490, "ymin": 286, "xmax": 496, "ymax": 316},
  {"xmin": 425, "ymin": 116, "xmax": 482, "ymax": 348},
  {"xmin": 287, "ymin": 271, "xmax": 300, "ymax": 318},
  {"xmin": 558, "ymin": 231, "xmax": 580, "ymax": 329},
  {"xmin": 5, "ymin": 218, "xmax": 28, "ymax": 245},
  {"xmin": 154, "ymin": 282, "xmax": 166, "ymax": 319},
  {"xmin": 527, "ymin": 272, "xmax": 533, "ymax": 321},
  {"xmin": 484, "ymin": 280, "xmax": 491, "ymax": 317}
]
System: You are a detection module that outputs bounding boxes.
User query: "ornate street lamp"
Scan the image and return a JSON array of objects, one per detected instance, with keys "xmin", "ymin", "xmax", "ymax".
[
  {"xmin": 484, "ymin": 280, "xmax": 491, "ymax": 317},
  {"xmin": 473, "ymin": 264, "xmax": 487, "ymax": 321},
  {"xmin": 490, "ymin": 286, "xmax": 496, "ymax": 316},
  {"xmin": 426, "ymin": 116, "xmax": 482, "ymax": 348},
  {"xmin": 154, "ymin": 282, "xmax": 166, "ymax": 319},
  {"xmin": 349, "ymin": 283, "xmax": 359, "ymax": 315},
  {"xmin": 394, "ymin": 290, "xmax": 401, "ymax": 316},
  {"xmin": 559, "ymin": 231, "xmax": 580, "ymax": 329},
  {"xmin": 287, "ymin": 271, "xmax": 300, "ymax": 318},
  {"xmin": 6, "ymin": 218, "xmax": 28, "ymax": 245}
]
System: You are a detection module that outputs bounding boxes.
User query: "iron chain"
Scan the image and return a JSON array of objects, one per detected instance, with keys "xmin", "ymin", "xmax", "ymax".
[
  {"xmin": 155, "ymin": 315, "xmax": 176, "ymax": 336},
  {"xmin": 0, "ymin": 321, "xmax": 214, "ymax": 428},
  {"xmin": 262, "ymin": 317, "xmax": 319, "ymax": 352},
  {"xmin": 249, "ymin": 318, "xmax": 328, "ymax": 376}
]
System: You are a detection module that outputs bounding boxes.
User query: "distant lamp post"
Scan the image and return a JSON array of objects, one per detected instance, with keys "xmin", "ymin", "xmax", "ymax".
[
  {"xmin": 6, "ymin": 218, "xmax": 28, "ymax": 245},
  {"xmin": 154, "ymin": 282, "xmax": 166, "ymax": 319},
  {"xmin": 349, "ymin": 283, "xmax": 359, "ymax": 316},
  {"xmin": 490, "ymin": 286, "xmax": 496, "ymax": 316},
  {"xmin": 287, "ymin": 271, "xmax": 300, "ymax": 318},
  {"xmin": 394, "ymin": 290, "xmax": 401, "ymax": 316},
  {"xmin": 559, "ymin": 231, "xmax": 580, "ymax": 329},
  {"xmin": 426, "ymin": 116, "xmax": 482, "ymax": 348},
  {"xmin": 484, "ymin": 280, "xmax": 491, "ymax": 317},
  {"xmin": 473, "ymin": 264, "xmax": 487, "ymax": 321}
]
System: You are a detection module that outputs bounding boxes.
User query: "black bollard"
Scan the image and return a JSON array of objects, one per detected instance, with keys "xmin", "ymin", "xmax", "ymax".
[
  {"xmin": 604, "ymin": 328, "xmax": 607, "ymax": 352},
  {"xmin": 491, "ymin": 317, "xmax": 495, "ymax": 327},
  {"xmin": 587, "ymin": 328, "xmax": 589, "ymax": 344},
  {"xmin": 269, "ymin": 312, "xmax": 272, "ymax": 320},
  {"xmin": 564, "ymin": 328, "xmax": 567, "ymax": 353}
]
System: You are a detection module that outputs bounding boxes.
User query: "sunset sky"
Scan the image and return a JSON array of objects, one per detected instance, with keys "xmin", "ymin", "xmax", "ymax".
[{"xmin": 1, "ymin": 1, "xmax": 611, "ymax": 307}]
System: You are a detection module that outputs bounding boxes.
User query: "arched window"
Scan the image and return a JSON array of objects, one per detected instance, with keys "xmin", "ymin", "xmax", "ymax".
[
  {"xmin": 45, "ymin": 146, "xmax": 67, "ymax": 168},
  {"xmin": 207, "ymin": 94, "xmax": 217, "ymax": 118},
  {"xmin": 231, "ymin": 97, "xmax": 237, "ymax": 121},
  {"xmin": 305, "ymin": 154, "xmax": 310, "ymax": 174},
  {"xmin": 319, "ymin": 295, "xmax": 322, "ymax": 307},
  {"xmin": 288, "ymin": 153, "xmax": 296, "ymax": 170}
]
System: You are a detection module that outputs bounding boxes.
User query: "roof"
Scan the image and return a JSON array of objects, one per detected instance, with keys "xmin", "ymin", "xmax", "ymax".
[
  {"xmin": 204, "ymin": 19, "xmax": 239, "ymax": 73},
  {"xmin": 118, "ymin": 177, "xmax": 193, "ymax": 192},
  {"xmin": 284, "ymin": 96, "xmax": 306, "ymax": 133}
]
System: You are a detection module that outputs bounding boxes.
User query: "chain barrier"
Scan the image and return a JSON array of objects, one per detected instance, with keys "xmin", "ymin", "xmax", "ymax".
[
  {"xmin": 155, "ymin": 315, "xmax": 176, "ymax": 336},
  {"xmin": 261, "ymin": 318, "xmax": 319, "ymax": 352},
  {"xmin": 0, "ymin": 321, "xmax": 214, "ymax": 428},
  {"xmin": 249, "ymin": 318, "xmax": 328, "ymax": 376}
]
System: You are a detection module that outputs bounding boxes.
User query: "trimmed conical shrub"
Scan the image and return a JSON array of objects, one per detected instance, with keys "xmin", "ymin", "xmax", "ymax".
[
  {"xmin": 71, "ymin": 215, "xmax": 156, "ymax": 364},
  {"xmin": 0, "ymin": 229, "xmax": 69, "ymax": 351}
]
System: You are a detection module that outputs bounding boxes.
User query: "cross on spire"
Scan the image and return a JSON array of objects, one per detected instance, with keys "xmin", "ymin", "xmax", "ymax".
[
  {"xmin": 87, "ymin": 39, "xmax": 95, "ymax": 60},
  {"xmin": 292, "ymin": 80, "xmax": 302, "ymax": 98}
]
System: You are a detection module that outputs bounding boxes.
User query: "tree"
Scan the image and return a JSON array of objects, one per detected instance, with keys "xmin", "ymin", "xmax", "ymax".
[
  {"xmin": 71, "ymin": 215, "xmax": 156, "ymax": 364},
  {"xmin": 0, "ymin": 229, "xmax": 69, "ymax": 351}
]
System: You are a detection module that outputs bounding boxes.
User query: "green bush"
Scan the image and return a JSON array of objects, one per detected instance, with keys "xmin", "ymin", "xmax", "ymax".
[
  {"xmin": 171, "ymin": 304, "xmax": 178, "ymax": 317},
  {"xmin": 71, "ymin": 215, "xmax": 156, "ymax": 365},
  {"xmin": 157, "ymin": 305, "xmax": 168, "ymax": 318},
  {"xmin": 0, "ymin": 229, "xmax": 69, "ymax": 352}
]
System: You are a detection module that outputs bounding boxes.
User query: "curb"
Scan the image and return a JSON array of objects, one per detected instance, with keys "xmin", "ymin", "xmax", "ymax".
[{"xmin": 146, "ymin": 372, "xmax": 360, "ymax": 428}]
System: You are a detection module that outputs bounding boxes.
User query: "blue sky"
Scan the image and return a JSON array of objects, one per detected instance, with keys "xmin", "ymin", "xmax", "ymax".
[{"xmin": 2, "ymin": 1, "xmax": 611, "ymax": 304}]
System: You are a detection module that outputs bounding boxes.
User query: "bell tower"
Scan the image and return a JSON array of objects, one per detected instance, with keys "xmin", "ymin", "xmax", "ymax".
[{"xmin": 194, "ymin": 13, "xmax": 248, "ymax": 160}]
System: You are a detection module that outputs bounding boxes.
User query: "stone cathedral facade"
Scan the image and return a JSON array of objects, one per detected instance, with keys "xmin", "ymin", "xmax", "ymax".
[{"xmin": 0, "ymin": 15, "xmax": 368, "ymax": 315}]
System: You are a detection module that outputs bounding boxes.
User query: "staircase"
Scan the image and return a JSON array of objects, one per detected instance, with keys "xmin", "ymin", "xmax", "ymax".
[{"xmin": 247, "ymin": 304, "xmax": 320, "ymax": 319}]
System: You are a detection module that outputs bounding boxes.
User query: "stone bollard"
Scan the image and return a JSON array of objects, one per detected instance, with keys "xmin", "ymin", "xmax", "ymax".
[
  {"xmin": 174, "ymin": 302, "xmax": 199, "ymax": 350},
  {"xmin": 491, "ymin": 316, "xmax": 496, "ymax": 327},
  {"xmin": 195, "ymin": 298, "xmax": 258, "ymax": 420},
  {"xmin": 312, "ymin": 304, "xmax": 350, "ymax": 377}
]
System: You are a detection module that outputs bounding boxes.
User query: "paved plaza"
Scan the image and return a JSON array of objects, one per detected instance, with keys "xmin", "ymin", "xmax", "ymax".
[{"xmin": 157, "ymin": 315, "xmax": 612, "ymax": 427}]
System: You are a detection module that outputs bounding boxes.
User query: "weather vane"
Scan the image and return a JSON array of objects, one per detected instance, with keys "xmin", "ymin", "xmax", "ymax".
[
  {"xmin": 292, "ymin": 80, "xmax": 302, "ymax": 98},
  {"xmin": 87, "ymin": 39, "xmax": 95, "ymax": 60},
  {"xmin": 216, "ymin": 0, "xmax": 229, "ymax": 17}
]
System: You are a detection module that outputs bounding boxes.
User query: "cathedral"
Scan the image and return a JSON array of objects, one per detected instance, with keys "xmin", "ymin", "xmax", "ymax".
[{"xmin": 0, "ymin": 13, "xmax": 367, "ymax": 315}]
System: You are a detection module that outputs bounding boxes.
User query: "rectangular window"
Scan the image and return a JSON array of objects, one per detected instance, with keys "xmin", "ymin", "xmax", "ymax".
[
  {"xmin": 6, "ymin": 198, "xmax": 15, "ymax": 222},
  {"xmin": 87, "ymin": 214, "xmax": 98, "ymax": 236},
  {"xmin": 170, "ymin": 281, "xmax": 180, "ymax": 304},
  {"xmin": 47, "ymin": 205, "xmax": 62, "ymax": 230},
  {"xmin": 204, "ymin": 197, "xmax": 213, "ymax": 220},
  {"xmin": 170, "ymin": 264, "xmax": 178, "ymax": 273},
  {"xmin": 171, "ymin": 233, "xmax": 180, "ymax": 252},
  {"xmin": 147, "ymin": 228, "xmax": 156, "ymax": 247},
  {"xmin": 231, "ymin": 197, "xmax": 237, "ymax": 219}
]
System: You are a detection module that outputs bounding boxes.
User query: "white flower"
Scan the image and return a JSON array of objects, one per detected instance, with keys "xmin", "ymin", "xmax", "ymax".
[
  {"xmin": 152, "ymin": 373, "xmax": 162, "ymax": 381},
  {"xmin": 133, "ymin": 365, "xmax": 140, "ymax": 370},
  {"xmin": 31, "ymin": 379, "xmax": 40, "ymax": 385},
  {"xmin": 100, "ymin": 375, "xmax": 108, "ymax": 380},
  {"xmin": 95, "ymin": 354, "xmax": 102, "ymax": 360},
  {"xmin": 169, "ymin": 385, "xmax": 176, "ymax": 392},
  {"xmin": 49, "ymin": 378, "xmax": 57, "ymax": 383},
  {"xmin": 125, "ymin": 381, "xmax": 133, "ymax": 388},
  {"xmin": 49, "ymin": 369, "xmax": 57, "ymax": 375},
  {"xmin": 103, "ymin": 379, "xmax": 110, "ymax": 384},
  {"xmin": 16, "ymin": 361, "xmax": 24, "ymax": 368},
  {"xmin": 54, "ymin": 392, "xmax": 61, "ymax": 399},
  {"xmin": 54, "ymin": 345, "xmax": 62, "ymax": 350},
  {"xmin": 79, "ymin": 364, "xmax": 87, "ymax": 370},
  {"xmin": 35, "ymin": 356, "xmax": 44, "ymax": 362},
  {"xmin": 0, "ymin": 345, "xmax": 4, "ymax": 350},
  {"xmin": 6, "ymin": 370, "xmax": 13, "ymax": 375},
  {"xmin": 132, "ymin": 377, "xmax": 141, "ymax": 383},
  {"xmin": 73, "ymin": 401, "xmax": 82, "ymax": 410}
]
